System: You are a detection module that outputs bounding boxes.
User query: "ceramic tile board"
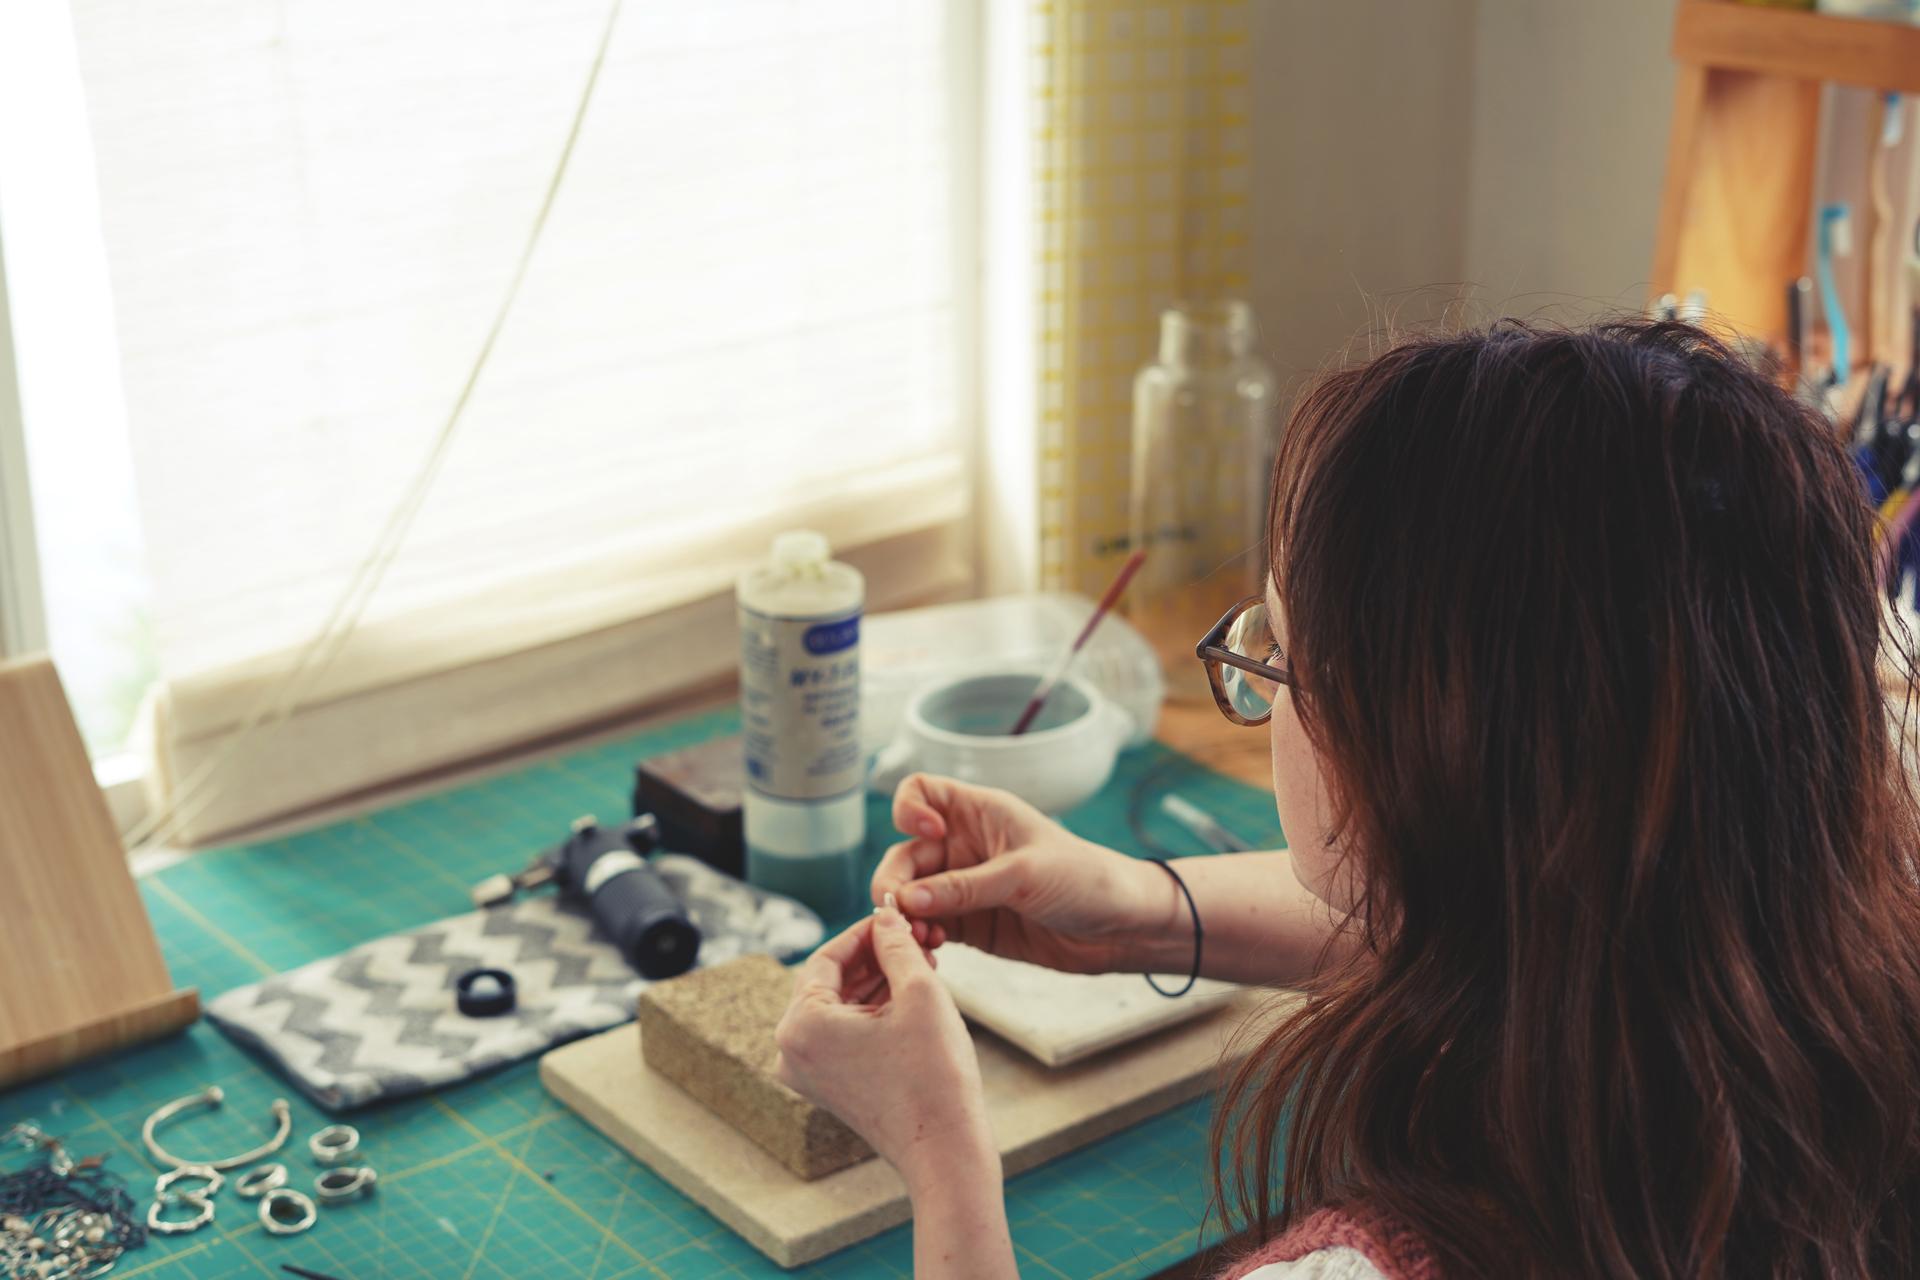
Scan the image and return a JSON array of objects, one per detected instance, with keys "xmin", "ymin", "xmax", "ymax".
[
  {"xmin": 935, "ymin": 944, "xmax": 1242, "ymax": 1068},
  {"xmin": 0, "ymin": 707, "xmax": 1286, "ymax": 1280}
]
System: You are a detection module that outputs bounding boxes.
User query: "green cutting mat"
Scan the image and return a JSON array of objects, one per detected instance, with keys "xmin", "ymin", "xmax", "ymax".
[{"xmin": 0, "ymin": 708, "xmax": 1284, "ymax": 1280}]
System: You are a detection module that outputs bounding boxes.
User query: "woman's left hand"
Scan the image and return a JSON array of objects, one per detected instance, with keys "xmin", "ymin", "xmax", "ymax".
[{"xmin": 774, "ymin": 907, "xmax": 996, "ymax": 1190}]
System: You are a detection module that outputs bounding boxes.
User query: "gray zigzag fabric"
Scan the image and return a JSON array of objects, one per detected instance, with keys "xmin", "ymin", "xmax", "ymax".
[{"xmin": 206, "ymin": 854, "xmax": 824, "ymax": 1110}]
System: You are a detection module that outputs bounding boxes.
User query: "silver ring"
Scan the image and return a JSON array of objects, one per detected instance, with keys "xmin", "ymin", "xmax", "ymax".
[
  {"xmin": 259, "ymin": 1190, "xmax": 316, "ymax": 1236},
  {"xmin": 313, "ymin": 1165, "xmax": 378, "ymax": 1204},
  {"xmin": 234, "ymin": 1163, "xmax": 288, "ymax": 1198},
  {"xmin": 146, "ymin": 1192, "xmax": 214, "ymax": 1235},
  {"xmin": 308, "ymin": 1124, "xmax": 360, "ymax": 1167},
  {"xmin": 155, "ymin": 1164, "xmax": 223, "ymax": 1203},
  {"xmin": 141, "ymin": 1086, "xmax": 293, "ymax": 1171}
]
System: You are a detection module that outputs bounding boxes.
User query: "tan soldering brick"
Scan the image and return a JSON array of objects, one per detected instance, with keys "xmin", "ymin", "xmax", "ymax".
[{"xmin": 637, "ymin": 954, "xmax": 873, "ymax": 1181}]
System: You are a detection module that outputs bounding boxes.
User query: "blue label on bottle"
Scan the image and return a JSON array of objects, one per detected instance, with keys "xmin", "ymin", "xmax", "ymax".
[{"xmin": 802, "ymin": 617, "xmax": 859, "ymax": 656}]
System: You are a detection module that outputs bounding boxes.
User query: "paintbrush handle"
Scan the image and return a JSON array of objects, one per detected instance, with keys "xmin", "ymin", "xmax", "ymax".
[
  {"xmin": 1010, "ymin": 550, "xmax": 1147, "ymax": 735},
  {"xmin": 1008, "ymin": 669, "xmax": 1065, "ymax": 736}
]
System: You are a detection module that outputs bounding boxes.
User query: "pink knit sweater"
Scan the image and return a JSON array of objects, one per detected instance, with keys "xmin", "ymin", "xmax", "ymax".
[{"xmin": 1220, "ymin": 1205, "xmax": 1443, "ymax": 1280}]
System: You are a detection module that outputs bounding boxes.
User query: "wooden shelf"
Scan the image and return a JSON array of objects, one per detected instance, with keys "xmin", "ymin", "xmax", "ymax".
[
  {"xmin": 1651, "ymin": 0, "xmax": 1920, "ymax": 343},
  {"xmin": 1674, "ymin": 0, "xmax": 1920, "ymax": 94}
]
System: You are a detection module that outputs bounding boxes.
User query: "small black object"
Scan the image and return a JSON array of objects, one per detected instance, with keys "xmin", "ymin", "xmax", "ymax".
[
  {"xmin": 455, "ymin": 967, "xmax": 518, "ymax": 1017},
  {"xmin": 552, "ymin": 817, "xmax": 701, "ymax": 979},
  {"xmin": 283, "ymin": 1266, "xmax": 350, "ymax": 1280},
  {"xmin": 1143, "ymin": 859, "xmax": 1204, "ymax": 999}
]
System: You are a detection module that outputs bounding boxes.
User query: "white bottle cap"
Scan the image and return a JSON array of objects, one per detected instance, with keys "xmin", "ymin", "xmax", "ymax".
[{"xmin": 771, "ymin": 530, "xmax": 831, "ymax": 572}]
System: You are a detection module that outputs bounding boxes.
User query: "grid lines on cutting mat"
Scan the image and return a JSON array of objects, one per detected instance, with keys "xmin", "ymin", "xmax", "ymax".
[{"xmin": 2, "ymin": 707, "xmax": 1283, "ymax": 1279}]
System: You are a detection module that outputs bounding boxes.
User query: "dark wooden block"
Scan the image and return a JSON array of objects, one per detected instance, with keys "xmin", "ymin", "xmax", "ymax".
[{"xmin": 635, "ymin": 735, "xmax": 746, "ymax": 876}]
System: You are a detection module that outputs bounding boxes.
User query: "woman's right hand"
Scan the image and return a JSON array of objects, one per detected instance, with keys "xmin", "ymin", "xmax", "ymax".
[{"xmin": 871, "ymin": 773, "xmax": 1177, "ymax": 975}]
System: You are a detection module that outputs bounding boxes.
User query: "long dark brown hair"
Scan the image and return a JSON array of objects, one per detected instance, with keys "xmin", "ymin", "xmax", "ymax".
[{"xmin": 1214, "ymin": 320, "xmax": 1920, "ymax": 1277}]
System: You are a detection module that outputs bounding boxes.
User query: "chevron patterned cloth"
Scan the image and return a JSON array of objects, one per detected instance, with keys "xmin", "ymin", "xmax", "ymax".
[{"xmin": 206, "ymin": 854, "xmax": 824, "ymax": 1110}]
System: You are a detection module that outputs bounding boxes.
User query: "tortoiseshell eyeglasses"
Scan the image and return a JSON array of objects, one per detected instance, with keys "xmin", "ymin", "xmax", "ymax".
[{"xmin": 1195, "ymin": 595, "xmax": 1295, "ymax": 727}]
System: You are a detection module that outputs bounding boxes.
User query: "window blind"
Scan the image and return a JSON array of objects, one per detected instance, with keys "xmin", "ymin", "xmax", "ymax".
[{"xmin": 69, "ymin": 0, "xmax": 974, "ymax": 840}]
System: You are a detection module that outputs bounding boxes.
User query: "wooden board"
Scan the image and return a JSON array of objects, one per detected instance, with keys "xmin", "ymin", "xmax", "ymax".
[
  {"xmin": 0, "ymin": 656, "xmax": 198, "ymax": 1087},
  {"xmin": 541, "ymin": 989, "xmax": 1287, "ymax": 1269},
  {"xmin": 935, "ymin": 943, "xmax": 1241, "ymax": 1068}
]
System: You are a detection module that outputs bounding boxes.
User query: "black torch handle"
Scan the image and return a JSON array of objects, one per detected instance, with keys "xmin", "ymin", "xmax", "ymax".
[{"xmin": 558, "ymin": 819, "xmax": 700, "ymax": 979}]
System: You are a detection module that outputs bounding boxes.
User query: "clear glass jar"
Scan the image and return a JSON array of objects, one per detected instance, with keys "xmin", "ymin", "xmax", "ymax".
[{"xmin": 1127, "ymin": 300, "xmax": 1279, "ymax": 699}]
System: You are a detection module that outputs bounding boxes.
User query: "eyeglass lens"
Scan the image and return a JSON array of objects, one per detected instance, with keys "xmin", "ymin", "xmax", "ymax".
[{"xmin": 1220, "ymin": 601, "xmax": 1280, "ymax": 720}]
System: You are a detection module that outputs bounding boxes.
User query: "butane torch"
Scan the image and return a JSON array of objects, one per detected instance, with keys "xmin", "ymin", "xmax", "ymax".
[{"xmin": 470, "ymin": 814, "xmax": 701, "ymax": 979}]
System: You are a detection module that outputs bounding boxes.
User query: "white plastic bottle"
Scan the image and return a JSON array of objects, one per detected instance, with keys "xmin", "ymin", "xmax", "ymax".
[{"xmin": 737, "ymin": 531, "xmax": 866, "ymax": 919}]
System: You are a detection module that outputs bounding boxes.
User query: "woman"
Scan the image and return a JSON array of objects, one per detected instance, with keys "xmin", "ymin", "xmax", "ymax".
[{"xmin": 774, "ymin": 320, "xmax": 1920, "ymax": 1278}]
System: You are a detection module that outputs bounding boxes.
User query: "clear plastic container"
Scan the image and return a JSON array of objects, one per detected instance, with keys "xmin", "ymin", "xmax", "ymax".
[
  {"xmin": 1127, "ymin": 301, "xmax": 1279, "ymax": 699},
  {"xmin": 860, "ymin": 594, "xmax": 1164, "ymax": 761}
]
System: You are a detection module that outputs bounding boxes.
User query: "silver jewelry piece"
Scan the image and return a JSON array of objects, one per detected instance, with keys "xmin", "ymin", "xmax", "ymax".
[
  {"xmin": 234, "ymin": 1163, "xmax": 288, "ymax": 1198},
  {"xmin": 4, "ymin": 1123, "xmax": 75, "ymax": 1178},
  {"xmin": 146, "ymin": 1192, "xmax": 214, "ymax": 1235},
  {"xmin": 154, "ymin": 1164, "xmax": 224, "ymax": 1203},
  {"xmin": 259, "ymin": 1189, "xmax": 317, "ymax": 1236},
  {"xmin": 313, "ymin": 1165, "xmax": 378, "ymax": 1204},
  {"xmin": 308, "ymin": 1124, "xmax": 360, "ymax": 1167},
  {"xmin": 141, "ymin": 1086, "xmax": 292, "ymax": 1171}
]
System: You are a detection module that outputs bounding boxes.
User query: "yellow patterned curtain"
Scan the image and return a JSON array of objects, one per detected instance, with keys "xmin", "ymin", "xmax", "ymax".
[{"xmin": 1032, "ymin": 0, "xmax": 1252, "ymax": 595}]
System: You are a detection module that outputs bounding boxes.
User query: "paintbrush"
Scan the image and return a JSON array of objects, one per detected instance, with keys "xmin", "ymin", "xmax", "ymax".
[{"xmin": 1010, "ymin": 549, "xmax": 1147, "ymax": 735}]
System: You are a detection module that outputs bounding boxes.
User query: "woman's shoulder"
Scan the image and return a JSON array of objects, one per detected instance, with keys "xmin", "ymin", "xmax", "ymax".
[{"xmin": 1220, "ymin": 1205, "xmax": 1442, "ymax": 1280}]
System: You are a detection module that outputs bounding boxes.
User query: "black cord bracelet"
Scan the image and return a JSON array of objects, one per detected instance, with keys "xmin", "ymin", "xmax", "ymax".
[{"xmin": 1144, "ymin": 858, "xmax": 1203, "ymax": 998}]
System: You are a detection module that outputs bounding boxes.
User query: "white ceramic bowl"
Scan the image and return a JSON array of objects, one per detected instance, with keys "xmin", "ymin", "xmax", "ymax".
[{"xmin": 868, "ymin": 671, "xmax": 1135, "ymax": 814}]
